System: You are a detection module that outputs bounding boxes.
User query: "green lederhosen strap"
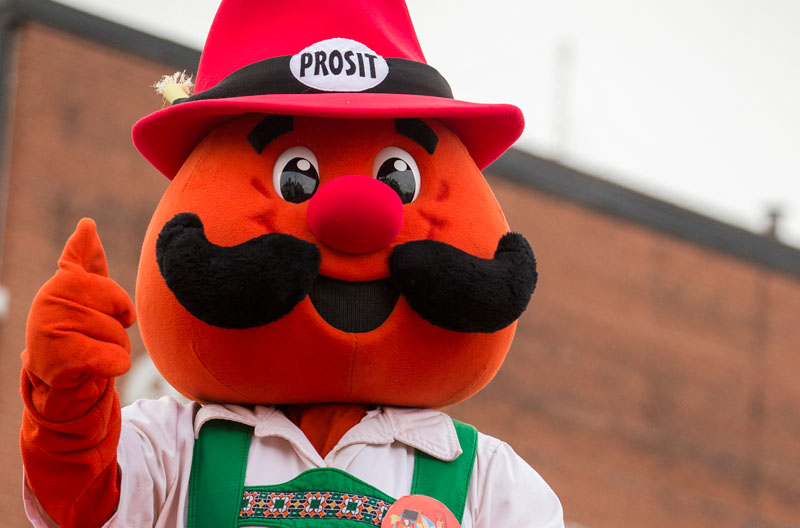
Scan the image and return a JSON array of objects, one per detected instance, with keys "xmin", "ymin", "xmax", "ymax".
[
  {"xmin": 411, "ymin": 420, "xmax": 477, "ymax": 524},
  {"xmin": 188, "ymin": 420, "xmax": 254, "ymax": 528},
  {"xmin": 187, "ymin": 417, "xmax": 478, "ymax": 527}
]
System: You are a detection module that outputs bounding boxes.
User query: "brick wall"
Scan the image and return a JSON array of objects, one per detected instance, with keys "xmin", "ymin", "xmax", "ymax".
[
  {"xmin": 0, "ymin": 22, "xmax": 168, "ymax": 526},
  {"xmin": 449, "ymin": 175, "xmax": 800, "ymax": 527},
  {"xmin": 0, "ymin": 19, "xmax": 798, "ymax": 528}
]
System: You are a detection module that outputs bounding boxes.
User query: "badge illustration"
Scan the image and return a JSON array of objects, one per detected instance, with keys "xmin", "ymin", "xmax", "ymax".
[{"xmin": 381, "ymin": 495, "xmax": 460, "ymax": 528}]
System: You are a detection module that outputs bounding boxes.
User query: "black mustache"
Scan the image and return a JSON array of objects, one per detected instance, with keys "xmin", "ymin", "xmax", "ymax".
[
  {"xmin": 389, "ymin": 234, "xmax": 537, "ymax": 333},
  {"xmin": 156, "ymin": 213, "xmax": 536, "ymax": 333},
  {"xmin": 156, "ymin": 213, "xmax": 320, "ymax": 329}
]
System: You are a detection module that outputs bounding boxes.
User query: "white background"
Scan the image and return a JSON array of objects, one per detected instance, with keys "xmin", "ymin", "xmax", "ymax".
[{"xmin": 54, "ymin": 0, "xmax": 800, "ymax": 248}]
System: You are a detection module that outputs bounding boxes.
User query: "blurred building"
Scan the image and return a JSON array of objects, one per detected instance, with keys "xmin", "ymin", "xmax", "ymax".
[{"xmin": 0, "ymin": 1, "xmax": 798, "ymax": 527}]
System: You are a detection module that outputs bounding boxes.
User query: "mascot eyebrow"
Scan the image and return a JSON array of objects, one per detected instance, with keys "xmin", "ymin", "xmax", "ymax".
[
  {"xmin": 246, "ymin": 115, "xmax": 438, "ymax": 155},
  {"xmin": 395, "ymin": 118, "xmax": 438, "ymax": 154},
  {"xmin": 247, "ymin": 114, "xmax": 294, "ymax": 154}
]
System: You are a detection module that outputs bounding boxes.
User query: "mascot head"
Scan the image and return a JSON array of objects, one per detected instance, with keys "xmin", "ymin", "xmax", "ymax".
[{"xmin": 132, "ymin": 0, "xmax": 536, "ymax": 408}]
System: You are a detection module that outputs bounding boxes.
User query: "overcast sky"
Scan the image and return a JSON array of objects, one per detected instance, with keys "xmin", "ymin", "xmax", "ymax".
[{"xmin": 54, "ymin": 0, "xmax": 800, "ymax": 248}]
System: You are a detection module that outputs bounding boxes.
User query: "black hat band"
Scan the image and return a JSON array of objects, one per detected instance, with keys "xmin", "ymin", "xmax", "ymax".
[{"xmin": 175, "ymin": 56, "xmax": 454, "ymax": 105}]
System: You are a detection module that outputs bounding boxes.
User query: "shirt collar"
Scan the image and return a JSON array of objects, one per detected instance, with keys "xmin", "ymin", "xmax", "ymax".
[{"xmin": 194, "ymin": 404, "xmax": 462, "ymax": 462}]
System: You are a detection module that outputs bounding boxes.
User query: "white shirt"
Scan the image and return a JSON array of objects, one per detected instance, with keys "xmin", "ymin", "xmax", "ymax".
[{"xmin": 24, "ymin": 397, "xmax": 564, "ymax": 527}]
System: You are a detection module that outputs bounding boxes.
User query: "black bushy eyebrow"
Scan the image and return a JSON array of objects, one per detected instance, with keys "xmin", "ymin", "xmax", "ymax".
[
  {"xmin": 247, "ymin": 115, "xmax": 294, "ymax": 154},
  {"xmin": 395, "ymin": 118, "xmax": 438, "ymax": 155}
]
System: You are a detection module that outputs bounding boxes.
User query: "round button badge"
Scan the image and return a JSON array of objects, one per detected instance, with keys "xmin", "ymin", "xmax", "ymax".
[{"xmin": 381, "ymin": 495, "xmax": 460, "ymax": 528}]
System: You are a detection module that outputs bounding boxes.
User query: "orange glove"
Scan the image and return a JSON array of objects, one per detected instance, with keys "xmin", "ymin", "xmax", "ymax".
[{"xmin": 20, "ymin": 218, "xmax": 136, "ymax": 528}]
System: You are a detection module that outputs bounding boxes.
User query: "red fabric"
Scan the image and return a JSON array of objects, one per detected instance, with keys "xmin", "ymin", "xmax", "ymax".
[
  {"xmin": 282, "ymin": 404, "xmax": 370, "ymax": 458},
  {"xmin": 20, "ymin": 218, "xmax": 136, "ymax": 528},
  {"xmin": 196, "ymin": 0, "xmax": 426, "ymax": 92},
  {"xmin": 134, "ymin": 94, "xmax": 524, "ymax": 180},
  {"xmin": 307, "ymin": 174, "xmax": 404, "ymax": 253},
  {"xmin": 132, "ymin": 0, "xmax": 524, "ymax": 179}
]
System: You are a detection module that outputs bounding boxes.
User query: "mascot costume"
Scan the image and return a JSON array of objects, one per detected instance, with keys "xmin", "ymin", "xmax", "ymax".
[{"xmin": 20, "ymin": 1, "xmax": 564, "ymax": 527}]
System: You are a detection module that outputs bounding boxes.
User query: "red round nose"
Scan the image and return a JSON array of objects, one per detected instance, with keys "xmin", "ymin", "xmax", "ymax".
[{"xmin": 307, "ymin": 174, "xmax": 404, "ymax": 254}]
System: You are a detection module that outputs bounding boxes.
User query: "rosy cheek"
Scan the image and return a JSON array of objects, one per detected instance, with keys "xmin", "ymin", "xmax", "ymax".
[
  {"xmin": 406, "ymin": 179, "xmax": 452, "ymax": 241},
  {"xmin": 434, "ymin": 179, "xmax": 450, "ymax": 202},
  {"xmin": 250, "ymin": 209, "xmax": 278, "ymax": 233},
  {"xmin": 249, "ymin": 178, "xmax": 280, "ymax": 232},
  {"xmin": 418, "ymin": 210, "xmax": 448, "ymax": 240}
]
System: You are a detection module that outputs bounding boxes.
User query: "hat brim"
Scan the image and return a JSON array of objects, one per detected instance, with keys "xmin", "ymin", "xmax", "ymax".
[{"xmin": 132, "ymin": 92, "xmax": 524, "ymax": 179}]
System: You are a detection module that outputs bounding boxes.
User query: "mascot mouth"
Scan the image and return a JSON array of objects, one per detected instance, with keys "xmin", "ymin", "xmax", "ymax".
[
  {"xmin": 309, "ymin": 276, "xmax": 400, "ymax": 333},
  {"xmin": 156, "ymin": 213, "xmax": 537, "ymax": 333}
]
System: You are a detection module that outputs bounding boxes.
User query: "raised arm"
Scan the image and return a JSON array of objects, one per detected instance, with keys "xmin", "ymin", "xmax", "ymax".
[{"xmin": 20, "ymin": 218, "xmax": 136, "ymax": 528}]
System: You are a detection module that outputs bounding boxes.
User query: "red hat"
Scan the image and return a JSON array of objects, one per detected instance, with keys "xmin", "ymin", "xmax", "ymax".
[{"xmin": 132, "ymin": 0, "xmax": 524, "ymax": 179}]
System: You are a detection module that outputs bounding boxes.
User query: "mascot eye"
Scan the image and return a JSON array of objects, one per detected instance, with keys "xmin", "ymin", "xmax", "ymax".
[
  {"xmin": 273, "ymin": 146, "xmax": 320, "ymax": 203},
  {"xmin": 372, "ymin": 146, "xmax": 420, "ymax": 204}
]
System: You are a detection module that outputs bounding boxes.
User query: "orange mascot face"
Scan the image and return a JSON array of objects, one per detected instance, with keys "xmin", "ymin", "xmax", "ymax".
[{"xmin": 136, "ymin": 115, "xmax": 536, "ymax": 407}]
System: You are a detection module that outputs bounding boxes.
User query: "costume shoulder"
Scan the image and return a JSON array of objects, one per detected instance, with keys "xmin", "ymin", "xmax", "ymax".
[{"xmin": 468, "ymin": 431, "xmax": 564, "ymax": 528}]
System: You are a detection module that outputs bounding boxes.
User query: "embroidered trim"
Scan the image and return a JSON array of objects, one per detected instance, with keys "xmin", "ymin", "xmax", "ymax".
[{"xmin": 240, "ymin": 490, "xmax": 391, "ymax": 525}]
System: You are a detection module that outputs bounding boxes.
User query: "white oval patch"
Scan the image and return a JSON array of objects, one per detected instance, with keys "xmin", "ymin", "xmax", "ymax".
[{"xmin": 289, "ymin": 38, "xmax": 389, "ymax": 92}]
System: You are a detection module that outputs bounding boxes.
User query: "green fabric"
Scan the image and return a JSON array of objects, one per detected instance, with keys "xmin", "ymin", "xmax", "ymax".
[
  {"xmin": 187, "ymin": 416, "xmax": 477, "ymax": 528},
  {"xmin": 410, "ymin": 419, "xmax": 477, "ymax": 524},
  {"xmin": 246, "ymin": 467, "xmax": 395, "ymax": 501},
  {"xmin": 188, "ymin": 419, "xmax": 253, "ymax": 528}
]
